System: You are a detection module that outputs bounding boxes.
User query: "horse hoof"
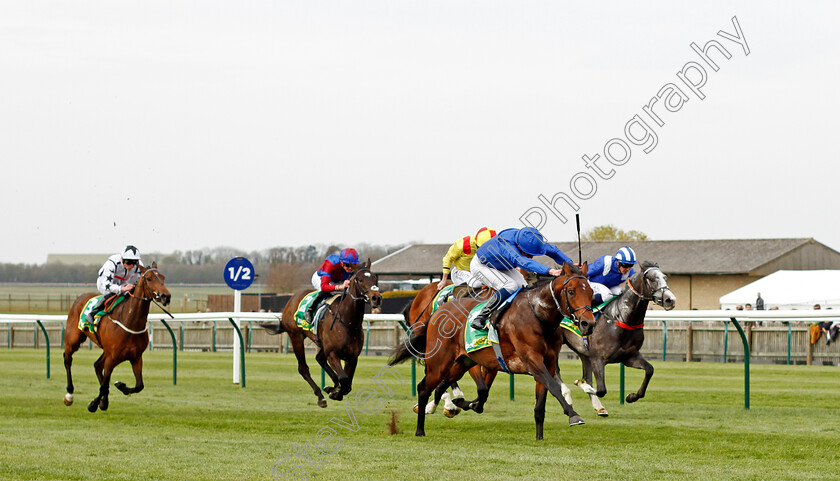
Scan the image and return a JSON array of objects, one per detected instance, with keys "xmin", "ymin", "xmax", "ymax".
[
  {"xmin": 317, "ymin": 399, "xmax": 328, "ymax": 408},
  {"xmin": 114, "ymin": 381, "xmax": 129, "ymax": 395},
  {"xmin": 63, "ymin": 393, "xmax": 74, "ymax": 406},
  {"xmin": 597, "ymin": 408, "xmax": 609, "ymax": 417},
  {"xmin": 569, "ymin": 415, "xmax": 585, "ymax": 426},
  {"xmin": 324, "ymin": 386, "xmax": 335, "ymax": 395},
  {"xmin": 328, "ymin": 391, "xmax": 343, "ymax": 401},
  {"xmin": 443, "ymin": 408, "xmax": 460, "ymax": 418},
  {"xmin": 99, "ymin": 399, "xmax": 109, "ymax": 411},
  {"xmin": 626, "ymin": 394, "xmax": 638, "ymax": 403},
  {"xmin": 87, "ymin": 401, "xmax": 98, "ymax": 413},
  {"xmin": 415, "ymin": 430, "xmax": 425, "ymax": 437}
]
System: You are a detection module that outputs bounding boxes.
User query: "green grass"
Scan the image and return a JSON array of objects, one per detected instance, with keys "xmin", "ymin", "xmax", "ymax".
[{"xmin": 1, "ymin": 349, "xmax": 838, "ymax": 481}]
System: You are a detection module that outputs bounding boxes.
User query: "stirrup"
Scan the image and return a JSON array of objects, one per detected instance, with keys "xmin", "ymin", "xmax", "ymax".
[{"xmin": 470, "ymin": 316, "xmax": 487, "ymax": 331}]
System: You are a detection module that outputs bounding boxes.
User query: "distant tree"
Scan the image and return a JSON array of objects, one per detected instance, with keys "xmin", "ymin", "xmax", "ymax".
[{"xmin": 582, "ymin": 225, "xmax": 649, "ymax": 242}]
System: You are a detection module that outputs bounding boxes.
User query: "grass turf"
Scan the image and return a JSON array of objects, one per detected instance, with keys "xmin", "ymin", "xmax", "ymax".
[{"xmin": 0, "ymin": 349, "xmax": 838, "ymax": 481}]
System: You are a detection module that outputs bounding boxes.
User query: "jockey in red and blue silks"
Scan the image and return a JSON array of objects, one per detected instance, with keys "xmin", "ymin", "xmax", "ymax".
[
  {"xmin": 468, "ymin": 227, "xmax": 574, "ymax": 330},
  {"xmin": 305, "ymin": 248, "xmax": 360, "ymax": 322},
  {"xmin": 588, "ymin": 246, "xmax": 637, "ymax": 305}
]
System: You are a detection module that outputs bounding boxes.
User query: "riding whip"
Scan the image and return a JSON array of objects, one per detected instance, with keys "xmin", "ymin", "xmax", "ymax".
[{"xmin": 575, "ymin": 213, "xmax": 582, "ymax": 265}]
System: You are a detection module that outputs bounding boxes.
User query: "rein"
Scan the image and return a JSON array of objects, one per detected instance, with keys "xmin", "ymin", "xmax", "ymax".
[
  {"xmin": 549, "ymin": 275, "xmax": 592, "ymax": 325},
  {"xmin": 331, "ymin": 269, "xmax": 380, "ymax": 329}
]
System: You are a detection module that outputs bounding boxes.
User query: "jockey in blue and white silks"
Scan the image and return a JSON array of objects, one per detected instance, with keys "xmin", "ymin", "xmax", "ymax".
[
  {"xmin": 468, "ymin": 227, "xmax": 574, "ymax": 330},
  {"xmin": 588, "ymin": 246, "xmax": 637, "ymax": 305}
]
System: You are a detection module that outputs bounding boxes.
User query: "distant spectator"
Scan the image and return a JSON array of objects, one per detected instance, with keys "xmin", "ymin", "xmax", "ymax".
[
  {"xmin": 745, "ymin": 303, "xmax": 753, "ymax": 310},
  {"xmin": 813, "ymin": 304, "xmax": 822, "ymax": 310},
  {"xmin": 769, "ymin": 306, "xmax": 779, "ymax": 311},
  {"xmin": 755, "ymin": 293, "xmax": 765, "ymax": 310},
  {"xmin": 736, "ymin": 305, "xmax": 744, "ymax": 311}
]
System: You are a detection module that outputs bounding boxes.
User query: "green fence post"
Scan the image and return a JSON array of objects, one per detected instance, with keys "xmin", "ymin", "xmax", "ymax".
[
  {"xmin": 321, "ymin": 368, "xmax": 325, "ymax": 390},
  {"xmin": 33, "ymin": 323, "xmax": 37, "ymax": 349},
  {"xmin": 411, "ymin": 359, "xmax": 416, "ymax": 397},
  {"xmin": 730, "ymin": 317, "xmax": 750, "ymax": 409},
  {"xmin": 619, "ymin": 363, "xmax": 625, "ymax": 405},
  {"xmin": 723, "ymin": 321, "xmax": 729, "ymax": 363},
  {"xmin": 159, "ymin": 320, "xmax": 178, "ymax": 385},
  {"xmin": 212, "ymin": 321, "xmax": 217, "ymax": 352},
  {"xmin": 662, "ymin": 321, "xmax": 668, "ymax": 361},
  {"xmin": 228, "ymin": 318, "xmax": 245, "ymax": 388},
  {"xmin": 36, "ymin": 320, "xmax": 49, "ymax": 379},
  {"xmin": 179, "ymin": 322, "xmax": 184, "ymax": 352},
  {"xmin": 247, "ymin": 321, "xmax": 253, "ymax": 353},
  {"xmin": 509, "ymin": 373, "xmax": 515, "ymax": 401},
  {"xmin": 787, "ymin": 321, "xmax": 792, "ymax": 365},
  {"xmin": 365, "ymin": 319, "xmax": 370, "ymax": 356},
  {"xmin": 60, "ymin": 322, "xmax": 64, "ymax": 347}
]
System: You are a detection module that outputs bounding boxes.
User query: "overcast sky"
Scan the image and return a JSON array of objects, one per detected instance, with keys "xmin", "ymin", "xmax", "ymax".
[{"xmin": 1, "ymin": 1, "xmax": 837, "ymax": 265}]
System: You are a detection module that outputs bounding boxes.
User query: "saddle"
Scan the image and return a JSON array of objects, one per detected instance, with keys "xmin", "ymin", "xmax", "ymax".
[{"xmin": 78, "ymin": 295, "xmax": 127, "ymax": 334}]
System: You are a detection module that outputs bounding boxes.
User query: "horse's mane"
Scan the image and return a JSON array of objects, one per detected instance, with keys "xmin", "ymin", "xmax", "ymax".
[{"xmin": 524, "ymin": 262, "xmax": 582, "ymax": 292}]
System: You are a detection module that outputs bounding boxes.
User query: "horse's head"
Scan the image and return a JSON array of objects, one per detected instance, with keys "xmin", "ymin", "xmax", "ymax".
[
  {"xmin": 136, "ymin": 262, "xmax": 171, "ymax": 306},
  {"xmin": 350, "ymin": 259, "xmax": 382, "ymax": 312},
  {"xmin": 637, "ymin": 262, "xmax": 676, "ymax": 310},
  {"xmin": 551, "ymin": 262, "xmax": 596, "ymax": 336}
]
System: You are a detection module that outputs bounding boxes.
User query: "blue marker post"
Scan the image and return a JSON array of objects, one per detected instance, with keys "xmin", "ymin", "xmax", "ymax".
[{"xmin": 224, "ymin": 257, "xmax": 254, "ymax": 386}]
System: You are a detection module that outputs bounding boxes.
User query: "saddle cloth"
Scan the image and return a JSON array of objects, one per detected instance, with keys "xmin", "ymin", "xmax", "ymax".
[
  {"xmin": 295, "ymin": 292, "xmax": 340, "ymax": 332},
  {"xmin": 78, "ymin": 295, "xmax": 126, "ymax": 334}
]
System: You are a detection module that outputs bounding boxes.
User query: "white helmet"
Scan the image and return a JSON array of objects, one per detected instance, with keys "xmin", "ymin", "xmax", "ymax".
[{"xmin": 122, "ymin": 245, "xmax": 141, "ymax": 262}]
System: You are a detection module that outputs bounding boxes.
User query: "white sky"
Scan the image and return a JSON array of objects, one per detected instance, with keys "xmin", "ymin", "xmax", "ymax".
[{"xmin": 1, "ymin": 1, "xmax": 838, "ymax": 265}]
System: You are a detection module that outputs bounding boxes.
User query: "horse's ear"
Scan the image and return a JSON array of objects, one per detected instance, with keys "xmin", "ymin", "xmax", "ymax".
[
  {"xmin": 562, "ymin": 262, "xmax": 572, "ymax": 275},
  {"xmin": 151, "ymin": 261, "xmax": 158, "ymax": 269},
  {"xmin": 366, "ymin": 258, "xmax": 371, "ymax": 268},
  {"xmin": 580, "ymin": 261, "xmax": 588, "ymax": 276}
]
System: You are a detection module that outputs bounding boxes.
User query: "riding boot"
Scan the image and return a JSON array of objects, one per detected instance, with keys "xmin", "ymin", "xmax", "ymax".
[
  {"xmin": 470, "ymin": 289, "xmax": 512, "ymax": 331},
  {"xmin": 305, "ymin": 291, "xmax": 332, "ymax": 324}
]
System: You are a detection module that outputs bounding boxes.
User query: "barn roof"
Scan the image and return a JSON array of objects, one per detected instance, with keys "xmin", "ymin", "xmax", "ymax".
[{"xmin": 372, "ymin": 238, "xmax": 840, "ymax": 277}]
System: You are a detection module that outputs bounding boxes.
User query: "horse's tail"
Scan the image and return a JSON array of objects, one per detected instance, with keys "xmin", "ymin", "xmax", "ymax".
[
  {"xmin": 259, "ymin": 321, "xmax": 286, "ymax": 336},
  {"xmin": 389, "ymin": 322, "xmax": 427, "ymax": 366},
  {"xmin": 400, "ymin": 300, "xmax": 413, "ymax": 325}
]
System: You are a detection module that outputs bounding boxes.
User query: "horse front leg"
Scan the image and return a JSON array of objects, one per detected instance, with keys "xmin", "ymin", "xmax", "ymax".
[
  {"xmin": 63, "ymin": 328, "xmax": 86, "ymax": 406},
  {"xmin": 325, "ymin": 351, "xmax": 349, "ymax": 401},
  {"xmin": 88, "ymin": 356, "xmax": 116, "ymax": 413},
  {"xmin": 525, "ymin": 353, "xmax": 584, "ymax": 433},
  {"xmin": 115, "ymin": 356, "xmax": 143, "ymax": 396},
  {"xmin": 623, "ymin": 353, "xmax": 654, "ymax": 403},
  {"xmin": 290, "ymin": 334, "xmax": 327, "ymax": 408},
  {"xmin": 314, "ymin": 349, "xmax": 340, "ymax": 396},
  {"xmin": 339, "ymin": 356, "xmax": 358, "ymax": 397},
  {"xmin": 534, "ymin": 381, "xmax": 549, "ymax": 441},
  {"xmin": 573, "ymin": 358, "xmax": 608, "ymax": 416}
]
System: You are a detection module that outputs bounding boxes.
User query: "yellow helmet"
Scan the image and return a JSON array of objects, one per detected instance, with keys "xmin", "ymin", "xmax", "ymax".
[{"xmin": 475, "ymin": 227, "xmax": 497, "ymax": 247}]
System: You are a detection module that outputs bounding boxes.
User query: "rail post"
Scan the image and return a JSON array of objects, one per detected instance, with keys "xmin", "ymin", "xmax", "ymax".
[
  {"xmin": 228, "ymin": 318, "xmax": 245, "ymax": 388},
  {"xmin": 787, "ymin": 321, "xmax": 792, "ymax": 365},
  {"xmin": 619, "ymin": 363, "xmax": 625, "ymax": 405},
  {"xmin": 158, "ymin": 319, "xmax": 178, "ymax": 385},
  {"xmin": 662, "ymin": 321, "xmax": 668, "ymax": 361},
  {"xmin": 36, "ymin": 320, "xmax": 50, "ymax": 379},
  {"xmin": 509, "ymin": 373, "xmax": 515, "ymax": 401},
  {"xmin": 729, "ymin": 317, "xmax": 750, "ymax": 409}
]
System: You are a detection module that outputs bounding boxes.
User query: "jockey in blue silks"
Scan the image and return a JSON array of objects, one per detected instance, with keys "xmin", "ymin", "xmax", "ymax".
[
  {"xmin": 468, "ymin": 227, "xmax": 574, "ymax": 330},
  {"xmin": 588, "ymin": 246, "xmax": 637, "ymax": 305}
]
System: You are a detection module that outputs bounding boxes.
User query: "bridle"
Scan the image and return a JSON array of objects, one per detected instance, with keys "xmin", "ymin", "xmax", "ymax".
[
  {"xmin": 344, "ymin": 269, "xmax": 381, "ymax": 305},
  {"xmin": 549, "ymin": 274, "xmax": 593, "ymax": 326},
  {"xmin": 128, "ymin": 268, "xmax": 166, "ymax": 302},
  {"xmin": 625, "ymin": 266, "xmax": 670, "ymax": 303}
]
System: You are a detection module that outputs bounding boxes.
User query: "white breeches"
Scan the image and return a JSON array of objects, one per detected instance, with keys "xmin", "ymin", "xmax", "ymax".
[
  {"xmin": 469, "ymin": 256, "xmax": 527, "ymax": 292},
  {"xmin": 450, "ymin": 266, "xmax": 473, "ymax": 286},
  {"xmin": 590, "ymin": 282, "xmax": 623, "ymax": 302}
]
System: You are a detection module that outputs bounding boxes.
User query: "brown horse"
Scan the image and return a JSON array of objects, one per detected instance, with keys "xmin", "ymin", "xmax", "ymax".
[
  {"xmin": 403, "ymin": 281, "xmax": 496, "ymax": 417},
  {"xmin": 63, "ymin": 263, "xmax": 171, "ymax": 412},
  {"xmin": 391, "ymin": 262, "xmax": 595, "ymax": 440},
  {"xmin": 261, "ymin": 261, "xmax": 382, "ymax": 408}
]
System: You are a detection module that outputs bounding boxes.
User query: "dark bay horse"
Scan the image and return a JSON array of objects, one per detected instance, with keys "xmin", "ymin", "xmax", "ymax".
[
  {"xmin": 63, "ymin": 263, "xmax": 171, "ymax": 412},
  {"xmin": 390, "ymin": 262, "xmax": 596, "ymax": 440},
  {"xmin": 261, "ymin": 261, "xmax": 382, "ymax": 408},
  {"xmin": 403, "ymin": 281, "xmax": 496, "ymax": 417},
  {"xmin": 559, "ymin": 261, "xmax": 676, "ymax": 416}
]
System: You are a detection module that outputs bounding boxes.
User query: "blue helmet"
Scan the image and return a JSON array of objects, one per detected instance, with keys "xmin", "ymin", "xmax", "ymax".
[
  {"xmin": 339, "ymin": 248, "xmax": 359, "ymax": 265},
  {"xmin": 516, "ymin": 227, "xmax": 547, "ymax": 257},
  {"xmin": 615, "ymin": 246, "xmax": 637, "ymax": 265}
]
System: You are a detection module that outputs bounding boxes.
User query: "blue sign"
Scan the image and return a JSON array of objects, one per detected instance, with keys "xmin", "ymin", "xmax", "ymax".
[{"xmin": 224, "ymin": 257, "xmax": 255, "ymax": 291}]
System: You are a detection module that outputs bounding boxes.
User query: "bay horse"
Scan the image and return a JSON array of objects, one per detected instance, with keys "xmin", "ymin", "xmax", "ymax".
[
  {"xmin": 390, "ymin": 262, "xmax": 596, "ymax": 440},
  {"xmin": 559, "ymin": 261, "xmax": 676, "ymax": 416},
  {"xmin": 261, "ymin": 260, "xmax": 382, "ymax": 408},
  {"xmin": 403, "ymin": 281, "xmax": 496, "ymax": 417},
  {"xmin": 62, "ymin": 263, "xmax": 171, "ymax": 412}
]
